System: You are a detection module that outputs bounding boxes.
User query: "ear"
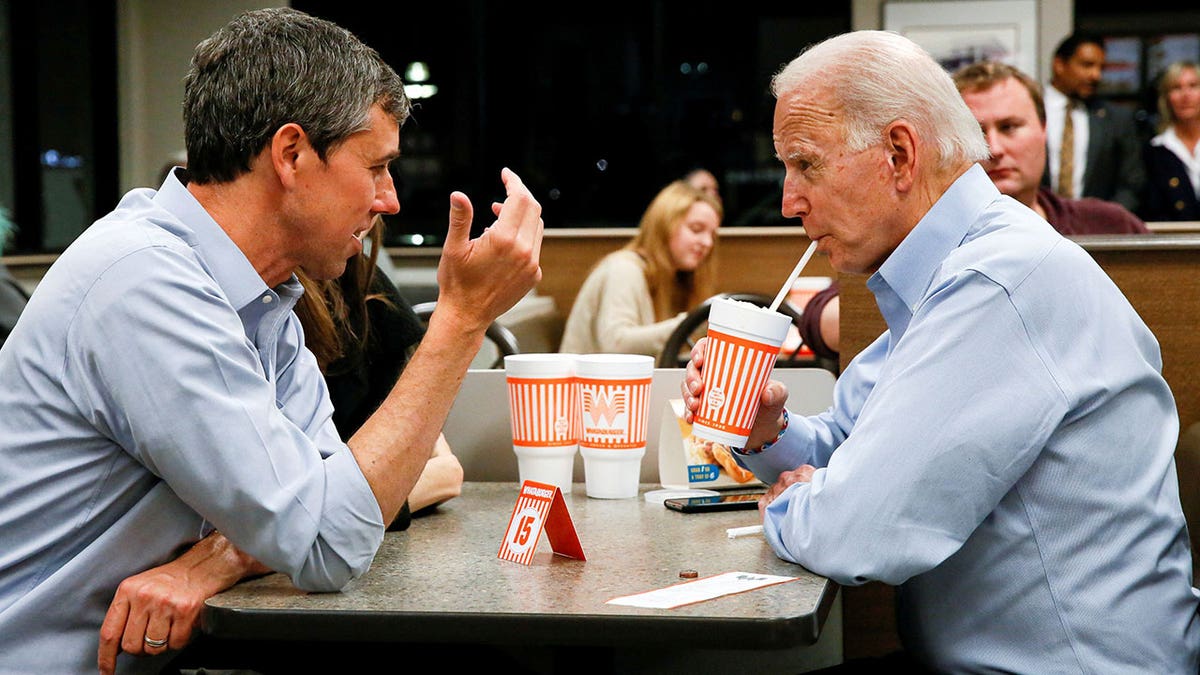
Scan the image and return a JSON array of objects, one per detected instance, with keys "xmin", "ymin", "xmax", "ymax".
[
  {"xmin": 270, "ymin": 123, "xmax": 309, "ymax": 190},
  {"xmin": 884, "ymin": 120, "xmax": 918, "ymax": 193}
]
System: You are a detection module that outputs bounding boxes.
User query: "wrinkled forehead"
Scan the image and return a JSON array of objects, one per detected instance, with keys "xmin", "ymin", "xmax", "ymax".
[{"xmin": 773, "ymin": 87, "xmax": 845, "ymax": 150}]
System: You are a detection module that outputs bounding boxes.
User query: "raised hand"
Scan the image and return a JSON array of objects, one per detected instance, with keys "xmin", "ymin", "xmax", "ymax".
[{"xmin": 434, "ymin": 168, "xmax": 544, "ymax": 333}]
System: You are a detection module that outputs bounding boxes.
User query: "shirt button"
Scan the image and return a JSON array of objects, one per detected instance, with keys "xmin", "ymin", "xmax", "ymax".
[
  {"xmin": 1170, "ymin": 177, "xmax": 1180, "ymax": 188},
  {"xmin": 261, "ymin": 295, "xmax": 273, "ymax": 304},
  {"xmin": 1177, "ymin": 201, "xmax": 1186, "ymax": 211}
]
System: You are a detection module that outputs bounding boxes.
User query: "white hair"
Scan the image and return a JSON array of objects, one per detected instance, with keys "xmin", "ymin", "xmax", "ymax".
[{"xmin": 771, "ymin": 30, "xmax": 988, "ymax": 172}]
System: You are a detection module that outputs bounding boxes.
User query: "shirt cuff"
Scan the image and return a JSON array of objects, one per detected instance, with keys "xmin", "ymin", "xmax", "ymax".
[{"xmin": 734, "ymin": 409, "xmax": 789, "ymax": 455}]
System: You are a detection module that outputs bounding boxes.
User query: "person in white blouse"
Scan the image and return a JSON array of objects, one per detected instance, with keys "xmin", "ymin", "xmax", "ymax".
[{"xmin": 1144, "ymin": 60, "xmax": 1200, "ymax": 220}]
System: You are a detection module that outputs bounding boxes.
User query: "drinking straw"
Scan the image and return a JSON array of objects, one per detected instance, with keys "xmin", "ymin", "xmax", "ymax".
[
  {"xmin": 769, "ymin": 239, "xmax": 819, "ymax": 312},
  {"xmin": 726, "ymin": 524, "xmax": 764, "ymax": 539}
]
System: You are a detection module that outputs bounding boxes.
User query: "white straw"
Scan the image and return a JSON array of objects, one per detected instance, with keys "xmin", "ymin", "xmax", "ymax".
[
  {"xmin": 770, "ymin": 240, "xmax": 819, "ymax": 311},
  {"xmin": 726, "ymin": 524, "xmax": 764, "ymax": 539}
]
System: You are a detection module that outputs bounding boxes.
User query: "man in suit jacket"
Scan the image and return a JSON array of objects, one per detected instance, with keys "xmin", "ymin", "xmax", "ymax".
[{"xmin": 1043, "ymin": 33, "xmax": 1146, "ymax": 214}]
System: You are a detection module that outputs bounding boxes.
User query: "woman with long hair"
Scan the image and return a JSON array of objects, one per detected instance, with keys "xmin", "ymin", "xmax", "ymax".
[
  {"xmin": 560, "ymin": 180, "xmax": 722, "ymax": 356},
  {"xmin": 295, "ymin": 218, "xmax": 462, "ymax": 530}
]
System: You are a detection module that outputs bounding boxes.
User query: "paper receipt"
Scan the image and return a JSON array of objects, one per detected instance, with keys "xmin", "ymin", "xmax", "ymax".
[{"xmin": 606, "ymin": 571, "xmax": 797, "ymax": 609}]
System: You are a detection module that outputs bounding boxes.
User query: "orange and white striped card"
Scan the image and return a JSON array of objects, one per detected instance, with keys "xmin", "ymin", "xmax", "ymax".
[
  {"xmin": 498, "ymin": 480, "xmax": 585, "ymax": 565},
  {"xmin": 695, "ymin": 330, "xmax": 779, "ymax": 439},
  {"xmin": 577, "ymin": 377, "xmax": 652, "ymax": 450},
  {"xmin": 507, "ymin": 376, "xmax": 577, "ymax": 447}
]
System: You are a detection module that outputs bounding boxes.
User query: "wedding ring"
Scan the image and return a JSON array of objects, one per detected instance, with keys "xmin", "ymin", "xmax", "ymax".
[{"xmin": 143, "ymin": 635, "xmax": 168, "ymax": 648}]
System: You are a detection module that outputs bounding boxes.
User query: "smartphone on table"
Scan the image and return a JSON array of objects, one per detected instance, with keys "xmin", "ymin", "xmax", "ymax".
[{"xmin": 663, "ymin": 492, "xmax": 764, "ymax": 513}]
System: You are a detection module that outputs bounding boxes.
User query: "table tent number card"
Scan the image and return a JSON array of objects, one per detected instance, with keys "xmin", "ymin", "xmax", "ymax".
[{"xmin": 498, "ymin": 480, "xmax": 586, "ymax": 565}]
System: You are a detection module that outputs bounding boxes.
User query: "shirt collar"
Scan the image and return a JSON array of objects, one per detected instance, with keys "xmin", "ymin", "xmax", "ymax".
[
  {"xmin": 870, "ymin": 164, "xmax": 996, "ymax": 317},
  {"xmin": 152, "ymin": 168, "xmax": 295, "ymax": 312},
  {"xmin": 1151, "ymin": 127, "xmax": 1198, "ymax": 156},
  {"xmin": 1043, "ymin": 84, "xmax": 1068, "ymax": 112}
]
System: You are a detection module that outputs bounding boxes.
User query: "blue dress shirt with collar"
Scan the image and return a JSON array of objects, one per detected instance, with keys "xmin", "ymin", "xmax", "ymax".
[
  {"xmin": 738, "ymin": 164, "xmax": 1200, "ymax": 673},
  {"xmin": 0, "ymin": 171, "xmax": 385, "ymax": 673}
]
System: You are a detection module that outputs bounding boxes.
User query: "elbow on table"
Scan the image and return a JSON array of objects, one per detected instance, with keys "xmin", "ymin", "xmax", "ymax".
[
  {"xmin": 288, "ymin": 532, "xmax": 381, "ymax": 592},
  {"xmin": 776, "ymin": 535, "xmax": 914, "ymax": 587},
  {"xmin": 770, "ymin": 512, "xmax": 927, "ymax": 587}
]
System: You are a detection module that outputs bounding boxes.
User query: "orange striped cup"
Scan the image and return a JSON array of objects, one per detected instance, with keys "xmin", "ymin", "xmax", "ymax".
[
  {"xmin": 505, "ymin": 354, "xmax": 579, "ymax": 493},
  {"xmin": 575, "ymin": 354, "xmax": 654, "ymax": 499},
  {"xmin": 693, "ymin": 298, "xmax": 792, "ymax": 448}
]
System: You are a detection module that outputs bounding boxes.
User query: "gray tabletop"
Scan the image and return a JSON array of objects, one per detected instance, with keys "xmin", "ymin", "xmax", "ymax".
[{"xmin": 203, "ymin": 482, "xmax": 837, "ymax": 650}]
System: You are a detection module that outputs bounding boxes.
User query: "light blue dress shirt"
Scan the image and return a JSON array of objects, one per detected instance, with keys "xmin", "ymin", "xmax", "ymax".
[
  {"xmin": 0, "ymin": 171, "xmax": 385, "ymax": 673},
  {"xmin": 740, "ymin": 165, "xmax": 1200, "ymax": 672}
]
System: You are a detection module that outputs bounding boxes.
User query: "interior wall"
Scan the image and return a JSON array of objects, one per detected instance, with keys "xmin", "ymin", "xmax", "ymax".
[
  {"xmin": 116, "ymin": 0, "xmax": 284, "ymax": 193},
  {"xmin": 851, "ymin": 0, "xmax": 1074, "ymax": 82}
]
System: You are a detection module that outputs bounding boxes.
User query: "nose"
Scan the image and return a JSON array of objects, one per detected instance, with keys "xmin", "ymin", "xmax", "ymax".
[
  {"xmin": 374, "ymin": 171, "xmax": 401, "ymax": 215},
  {"xmin": 780, "ymin": 173, "xmax": 809, "ymax": 220},
  {"xmin": 983, "ymin": 128, "xmax": 1004, "ymax": 159}
]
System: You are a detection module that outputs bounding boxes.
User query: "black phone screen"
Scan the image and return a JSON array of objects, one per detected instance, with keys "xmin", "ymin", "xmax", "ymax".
[{"xmin": 663, "ymin": 492, "xmax": 764, "ymax": 513}]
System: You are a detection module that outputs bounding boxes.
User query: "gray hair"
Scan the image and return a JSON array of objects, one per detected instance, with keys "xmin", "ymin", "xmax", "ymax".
[
  {"xmin": 183, "ymin": 7, "xmax": 410, "ymax": 184},
  {"xmin": 771, "ymin": 30, "xmax": 988, "ymax": 173}
]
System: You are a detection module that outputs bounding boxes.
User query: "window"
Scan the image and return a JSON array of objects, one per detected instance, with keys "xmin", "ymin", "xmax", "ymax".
[{"xmin": 1, "ymin": 0, "xmax": 118, "ymax": 255}]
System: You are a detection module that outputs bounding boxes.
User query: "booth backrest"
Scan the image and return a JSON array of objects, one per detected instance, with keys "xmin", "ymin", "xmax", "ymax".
[{"xmin": 537, "ymin": 227, "xmax": 832, "ymax": 323}]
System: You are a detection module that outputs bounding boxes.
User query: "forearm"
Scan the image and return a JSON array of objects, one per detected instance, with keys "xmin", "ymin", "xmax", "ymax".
[
  {"xmin": 409, "ymin": 455, "xmax": 464, "ymax": 512},
  {"xmin": 408, "ymin": 435, "xmax": 463, "ymax": 512},
  {"xmin": 348, "ymin": 310, "xmax": 484, "ymax": 523},
  {"xmin": 166, "ymin": 532, "xmax": 268, "ymax": 596}
]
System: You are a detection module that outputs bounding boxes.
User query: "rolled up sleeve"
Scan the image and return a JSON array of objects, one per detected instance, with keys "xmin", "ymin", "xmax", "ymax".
[{"xmin": 64, "ymin": 247, "xmax": 384, "ymax": 591}]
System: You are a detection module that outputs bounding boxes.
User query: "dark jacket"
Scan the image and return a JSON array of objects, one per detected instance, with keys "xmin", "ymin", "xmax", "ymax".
[
  {"xmin": 1043, "ymin": 98, "xmax": 1146, "ymax": 214},
  {"xmin": 1142, "ymin": 142, "xmax": 1200, "ymax": 221}
]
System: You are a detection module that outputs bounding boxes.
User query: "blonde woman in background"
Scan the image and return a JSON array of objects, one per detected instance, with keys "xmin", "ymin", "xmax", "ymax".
[
  {"xmin": 560, "ymin": 180, "xmax": 721, "ymax": 356},
  {"xmin": 1144, "ymin": 61, "xmax": 1200, "ymax": 221}
]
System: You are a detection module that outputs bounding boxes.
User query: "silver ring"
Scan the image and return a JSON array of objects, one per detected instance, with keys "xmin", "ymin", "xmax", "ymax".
[{"xmin": 143, "ymin": 635, "xmax": 168, "ymax": 649}]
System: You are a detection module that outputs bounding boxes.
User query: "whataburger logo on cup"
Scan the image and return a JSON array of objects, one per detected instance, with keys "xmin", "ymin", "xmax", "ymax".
[
  {"xmin": 578, "ymin": 377, "xmax": 652, "ymax": 449},
  {"xmin": 506, "ymin": 376, "xmax": 577, "ymax": 447}
]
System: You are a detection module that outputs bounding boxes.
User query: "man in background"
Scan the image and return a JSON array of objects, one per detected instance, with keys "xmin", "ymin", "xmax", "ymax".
[
  {"xmin": 1043, "ymin": 33, "xmax": 1145, "ymax": 213},
  {"xmin": 684, "ymin": 167, "xmax": 722, "ymax": 204},
  {"xmin": 955, "ymin": 60, "xmax": 1149, "ymax": 234}
]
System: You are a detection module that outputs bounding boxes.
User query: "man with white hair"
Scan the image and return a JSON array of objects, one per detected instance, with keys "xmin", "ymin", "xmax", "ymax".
[{"xmin": 683, "ymin": 30, "xmax": 1198, "ymax": 672}]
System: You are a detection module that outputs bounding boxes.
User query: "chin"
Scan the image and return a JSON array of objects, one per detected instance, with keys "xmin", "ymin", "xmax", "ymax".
[{"xmin": 303, "ymin": 262, "xmax": 349, "ymax": 282}]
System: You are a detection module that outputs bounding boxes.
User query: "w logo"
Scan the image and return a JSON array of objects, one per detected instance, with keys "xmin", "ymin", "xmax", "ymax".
[{"xmin": 583, "ymin": 388, "xmax": 627, "ymax": 427}]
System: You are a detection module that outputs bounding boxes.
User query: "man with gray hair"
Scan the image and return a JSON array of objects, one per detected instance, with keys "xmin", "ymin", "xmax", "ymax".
[
  {"xmin": 0, "ymin": 8, "xmax": 543, "ymax": 674},
  {"xmin": 683, "ymin": 30, "xmax": 1198, "ymax": 672}
]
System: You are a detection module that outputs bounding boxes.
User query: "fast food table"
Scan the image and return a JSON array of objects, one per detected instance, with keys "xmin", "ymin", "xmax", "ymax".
[{"xmin": 201, "ymin": 481, "xmax": 842, "ymax": 673}]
